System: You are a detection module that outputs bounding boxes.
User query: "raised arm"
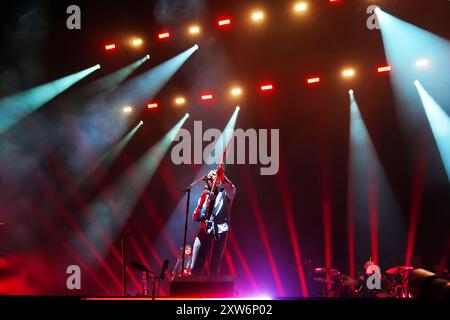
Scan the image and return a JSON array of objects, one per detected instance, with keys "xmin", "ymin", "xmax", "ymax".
[
  {"xmin": 216, "ymin": 166, "xmax": 236, "ymax": 202},
  {"xmin": 192, "ymin": 190, "xmax": 209, "ymax": 222}
]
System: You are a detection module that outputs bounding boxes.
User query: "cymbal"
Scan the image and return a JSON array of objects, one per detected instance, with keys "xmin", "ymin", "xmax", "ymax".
[
  {"xmin": 131, "ymin": 262, "xmax": 154, "ymax": 274},
  {"xmin": 386, "ymin": 266, "xmax": 413, "ymax": 275},
  {"xmin": 314, "ymin": 267, "xmax": 340, "ymax": 276}
]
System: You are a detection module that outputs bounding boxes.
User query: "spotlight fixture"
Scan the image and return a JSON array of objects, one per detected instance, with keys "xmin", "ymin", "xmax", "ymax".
[
  {"xmin": 123, "ymin": 106, "xmax": 133, "ymax": 113},
  {"xmin": 131, "ymin": 37, "xmax": 143, "ymax": 47},
  {"xmin": 174, "ymin": 96, "xmax": 186, "ymax": 106},
  {"xmin": 201, "ymin": 94, "xmax": 214, "ymax": 101},
  {"xmin": 377, "ymin": 65, "xmax": 392, "ymax": 73},
  {"xmin": 158, "ymin": 32, "xmax": 171, "ymax": 39},
  {"xmin": 307, "ymin": 77, "xmax": 320, "ymax": 84},
  {"xmin": 217, "ymin": 18, "xmax": 231, "ymax": 27},
  {"xmin": 260, "ymin": 84, "xmax": 274, "ymax": 92},
  {"xmin": 251, "ymin": 10, "xmax": 265, "ymax": 23},
  {"xmin": 342, "ymin": 68, "xmax": 356, "ymax": 78},
  {"xmin": 230, "ymin": 86, "xmax": 243, "ymax": 97},
  {"xmin": 416, "ymin": 59, "xmax": 429, "ymax": 68},
  {"xmin": 188, "ymin": 25, "xmax": 201, "ymax": 35},
  {"xmin": 147, "ymin": 103, "xmax": 158, "ymax": 109},
  {"xmin": 293, "ymin": 2, "xmax": 308, "ymax": 13},
  {"xmin": 105, "ymin": 43, "xmax": 116, "ymax": 51}
]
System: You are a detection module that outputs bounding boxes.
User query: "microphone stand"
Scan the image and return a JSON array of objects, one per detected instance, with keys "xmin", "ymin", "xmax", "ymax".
[
  {"xmin": 121, "ymin": 234, "xmax": 127, "ymax": 296},
  {"xmin": 121, "ymin": 232, "xmax": 135, "ymax": 296},
  {"xmin": 151, "ymin": 260, "xmax": 169, "ymax": 300},
  {"xmin": 181, "ymin": 176, "xmax": 205, "ymax": 277},
  {"xmin": 151, "ymin": 274, "xmax": 158, "ymax": 300}
]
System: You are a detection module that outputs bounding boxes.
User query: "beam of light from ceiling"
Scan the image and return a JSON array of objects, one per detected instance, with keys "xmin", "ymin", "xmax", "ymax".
[
  {"xmin": 149, "ymin": 108, "xmax": 240, "ymax": 294},
  {"xmin": 68, "ymin": 46, "xmax": 198, "ymax": 177},
  {"xmin": 71, "ymin": 114, "xmax": 189, "ymax": 262},
  {"xmin": 414, "ymin": 81, "xmax": 450, "ymax": 181},
  {"xmin": 348, "ymin": 90, "xmax": 407, "ymax": 267},
  {"xmin": 76, "ymin": 120, "xmax": 144, "ymax": 187},
  {"xmin": 0, "ymin": 64, "xmax": 100, "ymax": 135},
  {"xmin": 77, "ymin": 55, "xmax": 150, "ymax": 102},
  {"xmin": 375, "ymin": 8, "xmax": 450, "ymax": 129},
  {"xmin": 242, "ymin": 168, "xmax": 286, "ymax": 297},
  {"xmin": 277, "ymin": 165, "xmax": 309, "ymax": 297}
]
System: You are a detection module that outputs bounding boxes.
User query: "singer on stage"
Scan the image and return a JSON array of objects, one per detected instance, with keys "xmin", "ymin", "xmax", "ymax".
[{"xmin": 190, "ymin": 166, "xmax": 236, "ymax": 276}]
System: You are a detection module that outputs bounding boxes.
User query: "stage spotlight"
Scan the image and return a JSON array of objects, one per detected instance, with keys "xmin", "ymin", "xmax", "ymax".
[
  {"xmin": 415, "ymin": 80, "xmax": 450, "ymax": 180},
  {"xmin": 378, "ymin": 65, "xmax": 392, "ymax": 73},
  {"xmin": 131, "ymin": 37, "xmax": 143, "ymax": 47},
  {"xmin": 145, "ymin": 54, "xmax": 150, "ymax": 60},
  {"xmin": 147, "ymin": 103, "xmax": 158, "ymax": 109},
  {"xmin": 105, "ymin": 43, "xmax": 116, "ymax": 51},
  {"xmin": 349, "ymin": 89, "xmax": 354, "ymax": 95},
  {"xmin": 194, "ymin": 44, "xmax": 199, "ymax": 50},
  {"xmin": 152, "ymin": 109, "xmax": 239, "ymax": 268},
  {"xmin": 174, "ymin": 96, "xmax": 186, "ymax": 106},
  {"xmin": 123, "ymin": 106, "xmax": 133, "ymax": 113},
  {"xmin": 251, "ymin": 10, "xmax": 265, "ymax": 23},
  {"xmin": 307, "ymin": 77, "xmax": 320, "ymax": 84},
  {"xmin": 236, "ymin": 106, "xmax": 240, "ymax": 111},
  {"xmin": 188, "ymin": 25, "xmax": 201, "ymax": 35},
  {"xmin": 260, "ymin": 84, "xmax": 274, "ymax": 92},
  {"xmin": 69, "ymin": 46, "xmax": 197, "ymax": 193},
  {"xmin": 217, "ymin": 18, "xmax": 231, "ymax": 27},
  {"xmin": 158, "ymin": 32, "xmax": 171, "ymax": 40},
  {"xmin": 185, "ymin": 113, "xmax": 190, "ymax": 118},
  {"xmin": 78, "ymin": 118, "xmax": 146, "ymax": 205},
  {"xmin": 0, "ymin": 64, "xmax": 101, "ymax": 134},
  {"xmin": 342, "ymin": 68, "xmax": 356, "ymax": 78},
  {"xmin": 201, "ymin": 94, "xmax": 214, "ymax": 101},
  {"xmin": 416, "ymin": 59, "xmax": 429, "ymax": 68},
  {"xmin": 83, "ymin": 114, "xmax": 189, "ymax": 259},
  {"xmin": 293, "ymin": 2, "xmax": 308, "ymax": 13},
  {"xmin": 230, "ymin": 86, "xmax": 243, "ymax": 97}
]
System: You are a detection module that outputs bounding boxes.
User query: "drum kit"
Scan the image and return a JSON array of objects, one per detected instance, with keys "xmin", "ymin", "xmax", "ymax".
[
  {"xmin": 312, "ymin": 265, "xmax": 414, "ymax": 298},
  {"xmin": 384, "ymin": 265, "xmax": 414, "ymax": 298}
]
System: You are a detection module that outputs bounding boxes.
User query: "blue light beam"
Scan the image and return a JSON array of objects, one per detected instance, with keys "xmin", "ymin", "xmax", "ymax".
[
  {"xmin": 415, "ymin": 81, "xmax": 450, "ymax": 181},
  {"xmin": 0, "ymin": 64, "xmax": 100, "ymax": 134},
  {"xmin": 73, "ymin": 114, "xmax": 190, "ymax": 261},
  {"xmin": 376, "ymin": 8, "xmax": 450, "ymax": 125}
]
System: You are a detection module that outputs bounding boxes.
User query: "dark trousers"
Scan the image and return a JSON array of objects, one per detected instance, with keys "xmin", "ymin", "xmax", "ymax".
[{"xmin": 191, "ymin": 232, "xmax": 228, "ymax": 276}]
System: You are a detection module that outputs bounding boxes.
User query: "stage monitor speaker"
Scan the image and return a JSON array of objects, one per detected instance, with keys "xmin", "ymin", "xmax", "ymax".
[{"xmin": 170, "ymin": 276, "xmax": 235, "ymax": 298}]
